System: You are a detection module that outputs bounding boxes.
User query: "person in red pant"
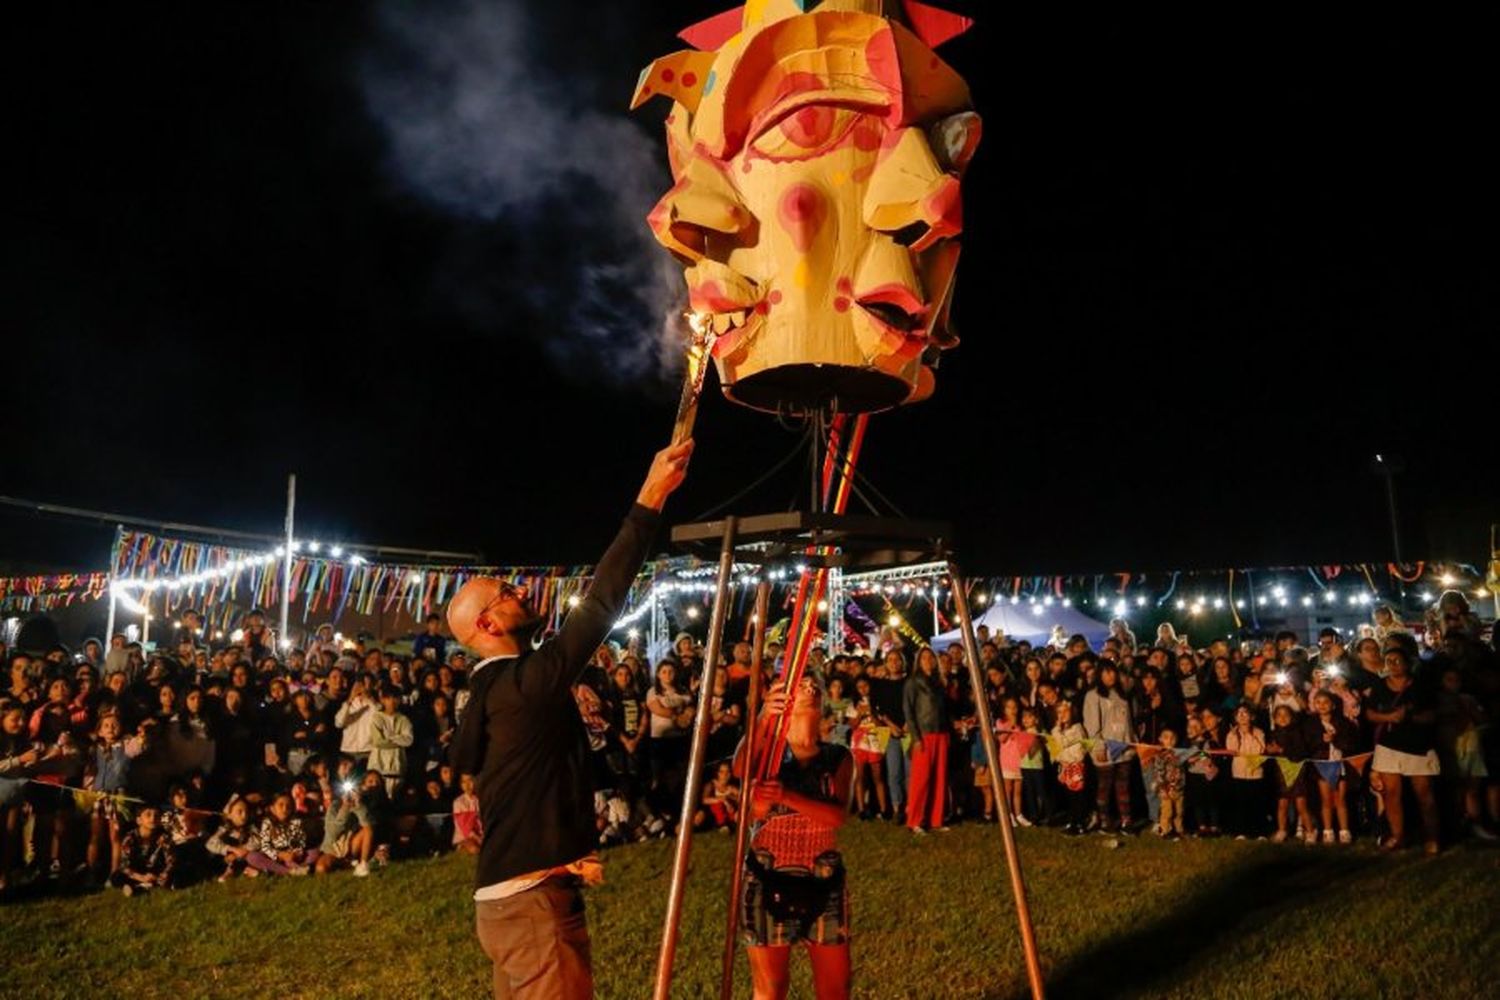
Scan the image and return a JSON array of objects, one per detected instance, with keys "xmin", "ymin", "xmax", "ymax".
[{"xmin": 903, "ymin": 647, "xmax": 951, "ymax": 834}]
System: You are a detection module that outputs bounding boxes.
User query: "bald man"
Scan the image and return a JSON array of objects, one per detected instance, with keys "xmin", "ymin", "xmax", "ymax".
[{"xmin": 451, "ymin": 438, "xmax": 692, "ymax": 1000}]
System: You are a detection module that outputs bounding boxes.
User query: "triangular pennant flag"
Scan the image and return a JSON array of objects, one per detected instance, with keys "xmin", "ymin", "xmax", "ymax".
[
  {"xmin": 1044, "ymin": 735, "xmax": 1063, "ymax": 758},
  {"xmin": 1171, "ymin": 747, "xmax": 1197, "ymax": 765},
  {"xmin": 1103, "ymin": 739, "xmax": 1130, "ymax": 762},
  {"xmin": 1345, "ymin": 753, "xmax": 1372, "ymax": 776},
  {"xmin": 1135, "ymin": 744, "xmax": 1161, "ymax": 765},
  {"xmin": 1312, "ymin": 760, "xmax": 1344, "ymax": 788},
  {"xmin": 902, "ymin": 0, "xmax": 975, "ymax": 48},
  {"xmin": 1241, "ymin": 753, "xmax": 1266, "ymax": 772},
  {"xmin": 1275, "ymin": 757, "xmax": 1306, "ymax": 786},
  {"xmin": 1080, "ymin": 738, "xmax": 1100, "ymax": 752},
  {"xmin": 1012, "ymin": 732, "xmax": 1038, "ymax": 757},
  {"xmin": 678, "ymin": 6, "xmax": 744, "ymax": 51}
]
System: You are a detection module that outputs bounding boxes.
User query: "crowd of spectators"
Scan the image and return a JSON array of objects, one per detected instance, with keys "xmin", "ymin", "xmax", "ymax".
[{"xmin": 1, "ymin": 589, "xmax": 1495, "ymax": 900}]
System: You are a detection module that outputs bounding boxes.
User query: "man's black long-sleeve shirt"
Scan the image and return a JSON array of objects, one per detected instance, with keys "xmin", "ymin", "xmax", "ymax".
[{"xmin": 452, "ymin": 503, "xmax": 658, "ymax": 888}]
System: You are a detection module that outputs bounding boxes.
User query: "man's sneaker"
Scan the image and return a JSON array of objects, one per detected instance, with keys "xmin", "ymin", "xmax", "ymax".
[
  {"xmin": 1338, "ymin": 830, "xmax": 1353, "ymax": 844},
  {"xmin": 353, "ymin": 861, "xmax": 370, "ymax": 878},
  {"xmin": 1471, "ymin": 824, "xmax": 1499, "ymax": 842},
  {"xmin": 911, "ymin": 827, "xmax": 928, "ymax": 837},
  {"xmin": 1014, "ymin": 814, "xmax": 1033, "ymax": 828}
]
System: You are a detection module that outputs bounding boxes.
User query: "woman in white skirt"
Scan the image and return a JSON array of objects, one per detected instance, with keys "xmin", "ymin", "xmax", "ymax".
[{"xmin": 1365, "ymin": 644, "xmax": 1441, "ymax": 853}]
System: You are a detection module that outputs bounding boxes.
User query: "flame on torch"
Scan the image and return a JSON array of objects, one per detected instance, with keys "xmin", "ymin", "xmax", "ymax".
[{"xmin": 672, "ymin": 312, "xmax": 718, "ymax": 444}]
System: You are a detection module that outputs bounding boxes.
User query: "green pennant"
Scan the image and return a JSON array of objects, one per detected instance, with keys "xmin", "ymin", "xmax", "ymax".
[{"xmin": 1274, "ymin": 757, "xmax": 1305, "ymax": 786}]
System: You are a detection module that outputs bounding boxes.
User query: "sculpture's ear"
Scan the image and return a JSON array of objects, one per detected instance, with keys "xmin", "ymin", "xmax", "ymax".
[
  {"xmin": 930, "ymin": 111, "xmax": 981, "ymax": 176},
  {"xmin": 863, "ymin": 127, "xmax": 963, "ymax": 253}
]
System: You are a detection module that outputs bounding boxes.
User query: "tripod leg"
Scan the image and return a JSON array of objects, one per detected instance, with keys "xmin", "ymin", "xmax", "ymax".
[
  {"xmin": 949, "ymin": 561, "xmax": 1046, "ymax": 1000},
  {"xmin": 719, "ymin": 578, "xmax": 772, "ymax": 999},
  {"xmin": 653, "ymin": 516, "xmax": 739, "ymax": 1000}
]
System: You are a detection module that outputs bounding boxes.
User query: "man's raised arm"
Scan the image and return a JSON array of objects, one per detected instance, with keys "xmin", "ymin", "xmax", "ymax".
[{"xmin": 546, "ymin": 440, "xmax": 694, "ymax": 685}]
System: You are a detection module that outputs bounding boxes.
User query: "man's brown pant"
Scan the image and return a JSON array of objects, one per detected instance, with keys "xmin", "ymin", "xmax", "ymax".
[{"xmin": 475, "ymin": 878, "xmax": 593, "ymax": 999}]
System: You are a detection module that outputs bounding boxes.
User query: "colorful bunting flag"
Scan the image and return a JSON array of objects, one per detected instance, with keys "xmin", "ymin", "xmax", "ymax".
[
  {"xmin": 1312, "ymin": 759, "xmax": 1344, "ymax": 788},
  {"xmin": 1275, "ymin": 757, "xmax": 1307, "ymax": 786}
]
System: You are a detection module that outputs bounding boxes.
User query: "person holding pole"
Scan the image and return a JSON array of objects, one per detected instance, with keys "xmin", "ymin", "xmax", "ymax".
[
  {"xmin": 736, "ymin": 674, "xmax": 854, "ymax": 1000},
  {"xmin": 447, "ymin": 438, "xmax": 693, "ymax": 1000}
]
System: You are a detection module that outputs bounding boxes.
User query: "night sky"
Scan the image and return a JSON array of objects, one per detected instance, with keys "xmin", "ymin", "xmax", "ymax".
[{"xmin": 6, "ymin": 3, "xmax": 1493, "ymax": 579}]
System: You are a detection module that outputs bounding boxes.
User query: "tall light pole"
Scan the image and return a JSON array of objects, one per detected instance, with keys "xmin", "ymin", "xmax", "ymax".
[
  {"xmin": 1369, "ymin": 454, "xmax": 1404, "ymax": 566},
  {"xmin": 280, "ymin": 474, "xmax": 295, "ymax": 650}
]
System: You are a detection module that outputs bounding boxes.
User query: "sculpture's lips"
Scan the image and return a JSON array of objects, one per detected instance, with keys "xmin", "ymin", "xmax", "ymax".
[
  {"xmin": 686, "ymin": 261, "xmax": 763, "ymax": 338},
  {"xmin": 856, "ymin": 284, "xmax": 929, "ymax": 339}
]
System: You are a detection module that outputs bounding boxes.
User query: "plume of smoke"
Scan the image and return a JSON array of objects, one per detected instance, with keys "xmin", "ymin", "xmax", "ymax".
[{"xmin": 359, "ymin": 0, "xmax": 683, "ymax": 384}]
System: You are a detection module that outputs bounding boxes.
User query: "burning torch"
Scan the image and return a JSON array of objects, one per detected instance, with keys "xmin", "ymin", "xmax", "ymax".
[{"xmin": 671, "ymin": 311, "xmax": 717, "ymax": 445}]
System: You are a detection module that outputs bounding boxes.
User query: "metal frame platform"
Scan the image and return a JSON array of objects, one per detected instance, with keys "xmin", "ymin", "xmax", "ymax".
[{"xmin": 669, "ymin": 511, "xmax": 953, "ymax": 571}]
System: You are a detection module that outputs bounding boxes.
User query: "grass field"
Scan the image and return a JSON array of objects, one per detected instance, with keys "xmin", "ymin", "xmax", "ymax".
[{"xmin": 3, "ymin": 823, "xmax": 1497, "ymax": 999}]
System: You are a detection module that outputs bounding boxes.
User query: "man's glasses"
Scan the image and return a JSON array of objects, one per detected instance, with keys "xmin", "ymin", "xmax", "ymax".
[{"xmin": 480, "ymin": 582, "xmax": 531, "ymax": 618}]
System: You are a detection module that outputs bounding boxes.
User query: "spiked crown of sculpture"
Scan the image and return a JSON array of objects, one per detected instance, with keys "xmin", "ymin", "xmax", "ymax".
[{"xmin": 633, "ymin": 0, "xmax": 981, "ymax": 414}]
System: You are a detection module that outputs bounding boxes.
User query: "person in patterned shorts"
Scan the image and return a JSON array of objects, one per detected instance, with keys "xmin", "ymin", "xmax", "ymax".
[{"xmin": 738, "ymin": 674, "xmax": 854, "ymax": 1000}]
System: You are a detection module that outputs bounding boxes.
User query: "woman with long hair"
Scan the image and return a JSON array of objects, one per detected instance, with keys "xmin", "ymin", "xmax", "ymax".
[
  {"xmin": 1083, "ymin": 662, "xmax": 1134, "ymax": 833},
  {"xmin": 645, "ymin": 659, "xmax": 695, "ymax": 817}
]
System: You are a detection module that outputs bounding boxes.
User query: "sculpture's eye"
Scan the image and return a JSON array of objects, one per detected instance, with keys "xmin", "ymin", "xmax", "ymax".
[{"xmin": 750, "ymin": 104, "xmax": 861, "ymax": 161}]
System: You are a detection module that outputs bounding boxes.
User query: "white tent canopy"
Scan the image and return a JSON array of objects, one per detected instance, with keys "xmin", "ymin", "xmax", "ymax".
[{"xmin": 930, "ymin": 602, "xmax": 1112, "ymax": 651}]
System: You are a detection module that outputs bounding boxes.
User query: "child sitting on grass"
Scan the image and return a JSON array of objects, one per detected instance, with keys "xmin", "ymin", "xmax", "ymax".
[
  {"xmin": 694, "ymin": 760, "xmax": 740, "ymax": 832},
  {"xmin": 161, "ymin": 782, "xmax": 211, "ymax": 882},
  {"xmin": 452, "ymin": 773, "xmax": 481, "ymax": 855},
  {"xmin": 1149, "ymin": 727, "xmax": 1186, "ymax": 838},
  {"xmin": 205, "ymin": 794, "xmax": 259, "ymax": 881},
  {"xmin": 248, "ymin": 791, "xmax": 318, "ymax": 876},
  {"xmin": 110, "ymin": 805, "xmax": 174, "ymax": 896},
  {"xmin": 316, "ymin": 771, "xmax": 376, "ymax": 877}
]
